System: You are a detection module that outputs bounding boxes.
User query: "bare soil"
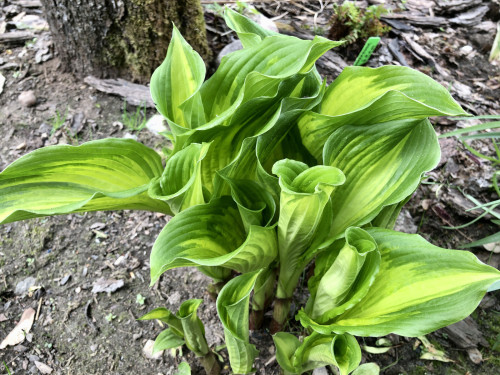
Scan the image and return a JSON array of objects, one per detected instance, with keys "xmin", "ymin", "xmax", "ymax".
[{"xmin": 1, "ymin": 1, "xmax": 499, "ymax": 374}]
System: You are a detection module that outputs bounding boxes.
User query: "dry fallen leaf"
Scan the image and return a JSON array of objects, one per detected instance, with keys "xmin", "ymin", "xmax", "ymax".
[
  {"xmin": 0, "ymin": 308, "xmax": 36, "ymax": 349},
  {"xmin": 91, "ymin": 277, "xmax": 124, "ymax": 294},
  {"xmin": 35, "ymin": 361, "xmax": 53, "ymax": 374}
]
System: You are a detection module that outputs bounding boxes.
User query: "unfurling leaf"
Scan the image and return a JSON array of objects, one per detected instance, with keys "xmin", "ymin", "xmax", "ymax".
[
  {"xmin": 217, "ymin": 270, "xmax": 261, "ymax": 374},
  {"xmin": 299, "ymin": 229, "xmax": 500, "ymax": 337},
  {"xmin": 273, "ymin": 332, "xmax": 361, "ymax": 375},
  {"xmin": 273, "ymin": 159, "xmax": 345, "ymax": 299},
  {"xmin": 150, "ymin": 197, "xmax": 277, "ymax": 284},
  {"xmin": 305, "ymin": 227, "xmax": 380, "ymax": 322}
]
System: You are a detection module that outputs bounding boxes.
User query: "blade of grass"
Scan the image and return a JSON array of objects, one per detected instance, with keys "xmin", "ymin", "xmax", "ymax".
[
  {"xmin": 462, "ymin": 231, "xmax": 500, "ymax": 248},
  {"xmin": 438, "ymin": 121, "xmax": 500, "ymax": 138}
]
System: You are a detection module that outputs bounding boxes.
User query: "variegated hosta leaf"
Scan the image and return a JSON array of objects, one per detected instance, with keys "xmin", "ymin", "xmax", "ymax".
[
  {"xmin": 150, "ymin": 25, "xmax": 206, "ymax": 129},
  {"xmin": 323, "ymin": 118, "xmax": 439, "ymax": 238},
  {"xmin": 300, "ymin": 228, "xmax": 500, "ymax": 337},
  {"xmin": 305, "ymin": 227, "xmax": 380, "ymax": 322},
  {"xmin": 148, "ymin": 143, "xmax": 210, "ymax": 214},
  {"xmin": 177, "ymin": 299, "xmax": 209, "ymax": 357},
  {"xmin": 212, "ymin": 76, "xmax": 326, "ymax": 200},
  {"xmin": 198, "ymin": 35, "xmax": 341, "ymax": 124},
  {"xmin": 152, "ymin": 328, "xmax": 185, "ymax": 354},
  {"xmin": 182, "ymin": 71, "xmax": 323, "ymax": 193},
  {"xmin": 219, "ymin": 176, "xmax": 276, "ymax": 231},
  {"xmin": 299, "ymin": 65, "xmax": 467, "ymax": 160},
  {"xmin": 273, "ymin": 159, "xmax": 345, "ymax": 299},
  {"xmin": 217, "ymin": 270, "xmax": 261, "ymax": 374},
  {"xmin": 150, "ymin": 197, "xmax": 277, "ymax": 284},
  {"xmin": 0, "ymin": 138, "xmax": 171, "ymax": 224},
  {"xmin": 273, "ymin": 332, "xmax": 361, "ymax": 375},
  {"xmin": 223, "ymin": 7, "xmax": 278, "ymax": 48}
]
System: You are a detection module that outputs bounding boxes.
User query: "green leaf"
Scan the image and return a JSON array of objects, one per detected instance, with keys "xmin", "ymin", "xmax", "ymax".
[
  {"xmin": 150, "ymin": 25, "xmax": 206, "ymax": 128},
  {"xmin": 217, "ymin": 270, "xmax": 261, "ymax": 374},
  {"xmin": 302, "ymin": 229, "xmax": 500, "ymax": 337},
  {"xmin": 273, "ymin": 332, "xmax": 361, "ymax": 375},
  {"xmin": 221, "ymin": 176, "xmax": 277, "ymax": 231},
  {"xmin": 150, "ymin": 197, "xmax": 277, "ymax": 284},
  {"xmin": 198, "ymin": 35, "xmax": 341, "ymax": 125},
  {"xmin": 306, "ymin": 227, "xmax": 380, "ymax": 322},
  {"xmin": 138, "ymin": 307, "xmax": 184, "ymax": 338},
  {"xmin": 273, "ymin": 332, "xmax": 302, "ymax": 373},
  {"xmin": 182, "ymin": 71, "xmax": 323, "ymax": 193},
  {"xmin": 462, "ymin": 231, "xmax": 500, "ymax": 249},
  {"xmin": 177, "ymin": 299, "xmax": 209, "ymax": 357},
  {"xmin": 174, "ymin": 362, "xmax": 192, "ymax": 375},
  {"xmin": 211, "ymin": 73, "xmax": 325, "ymax": 199},
  {"xmin": 153, "ymin": 328, "xmax": 185, "ymax": 354},
  {"xmin": 149, "ymin": 143, "xmax": 210, "ymax": 214},
  {"xmin": 0, "ymin": 138, "xmax": 171, "ymax": 224},
  {"xmin": 252, "ymin": 266, "xmax": 276, "ymax": 312},
  {"xmin": 323, "ymin": 118, "xmax": 439, "ymax": 237},
  {"xmin": 272, "ymin": 159, "xmax": 345, "ymax": 299},
  {"xmin": 223, "ymin": 8, "xmax": 277, "ymax": 48},
  {"xmin": 299, "ymin": 65, "xmax": 467, "ymax": 160}
]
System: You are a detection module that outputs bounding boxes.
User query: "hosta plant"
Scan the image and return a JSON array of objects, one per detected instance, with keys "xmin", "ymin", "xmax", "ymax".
[{"xmin": 1, "ymin": 9, "xmax": 499, "ymax": 375}]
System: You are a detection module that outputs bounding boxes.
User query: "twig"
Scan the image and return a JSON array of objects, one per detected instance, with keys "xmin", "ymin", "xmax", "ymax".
[{"xmin": 35, "ymin": 297, "xmax": 43, "ymax": 321}]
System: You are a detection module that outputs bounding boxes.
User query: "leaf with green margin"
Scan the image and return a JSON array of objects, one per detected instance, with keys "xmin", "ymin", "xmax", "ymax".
[
  {"xmin": 323, "ymin": 118, "xmax": 439, "ymax": 238},
  {"xmin": 219, "ymin": 176, "xmax": 276, "ymax": 231},
  {"xmin": 272, "ymin": 159, "xmax": 345, "ymax": 299},
  {"xmin": 211, "ymin": 74, "xmax": 326, "ymax": 201},
  {"xmin": 138, "ymin": 307, "xmax": 184, "ymax": 338},
  {"xmin": 150, "ymin": 25, "xmax": 205, "ymax": 129},
  {"xmin": 150, "ymin": 197, "xmax": 277, "ymax": 284},
  {"xmin": 198, "ymin": 35, "xmax": 340, "ymax": 124},
  {"xmin": 223, "ymin": 8, "xmax": 277, "ymax": 48},
  {"xmin": 0, "ymin": 138, "xmax": 171, "ymax": 224},
  {"xmin": 300, "ymin": 228, "xmax": 500, "ymax": 337},
  {"xmin": 181, "ymin": 71, "xmax": 323, "ymax": 193},
  {"xmin": 217, "ymin": 270, "xmax": 261, "ymax": 374},
  {"xmin": 153, "ymin": 328, "xmax": 185, "ymax": 354},
  {"xmin": 306, "ymin": 227, "xmax": 380, "ymax": 322},
  {"xmin": 351, "ymin": 363, "xmax": 380, "ymax": 375},
  {"xmin": 148, "ymin": 143, "xmax": 210, "ymax": 214},
  {"xmin": 273, "ymin": 332, "xmax": 361, "ymax": 375},
  {"xmin": 177, "ymin": 299, "xmax": 209, "ymax": 357},
  {"xmin": 298, "ymin": 65, "xmax": 467, "ymax": 160}
]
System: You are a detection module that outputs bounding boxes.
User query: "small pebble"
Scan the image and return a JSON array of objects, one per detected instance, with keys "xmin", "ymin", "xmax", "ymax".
[
  {"xmin": 60, "ymin": 274, "xmax": 71, "ymax": 286},
  {"xmin": 18, "ymin": 90, "xmax": 37, "ymax": 107}
]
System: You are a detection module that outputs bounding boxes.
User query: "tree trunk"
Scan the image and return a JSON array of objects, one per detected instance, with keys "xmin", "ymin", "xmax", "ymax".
[{"xmin": 40, "ymin": 0, "xmax": 211, "ymax": 83}]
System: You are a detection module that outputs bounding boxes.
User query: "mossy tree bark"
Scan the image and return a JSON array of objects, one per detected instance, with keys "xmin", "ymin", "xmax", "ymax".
[{"xmin": 40, "ymin": 0, "xmax": 211, "ymax": 83}]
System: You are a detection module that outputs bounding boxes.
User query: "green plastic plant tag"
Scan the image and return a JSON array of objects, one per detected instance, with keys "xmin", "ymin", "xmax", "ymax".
[{"xmin": 353, "ymin": 37, "xmax": 380, "ymax": 66}]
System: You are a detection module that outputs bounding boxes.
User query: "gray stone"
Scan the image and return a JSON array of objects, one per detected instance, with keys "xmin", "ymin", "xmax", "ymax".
[{"xmin": 15, "ymin": 277, "xmax": 36, "ymax": 295}]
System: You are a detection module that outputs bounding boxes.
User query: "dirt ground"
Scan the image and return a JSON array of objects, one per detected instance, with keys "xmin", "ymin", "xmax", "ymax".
[{"xmin": 1, "ymin": 1, "xmax": 500, "ymax": 374}]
